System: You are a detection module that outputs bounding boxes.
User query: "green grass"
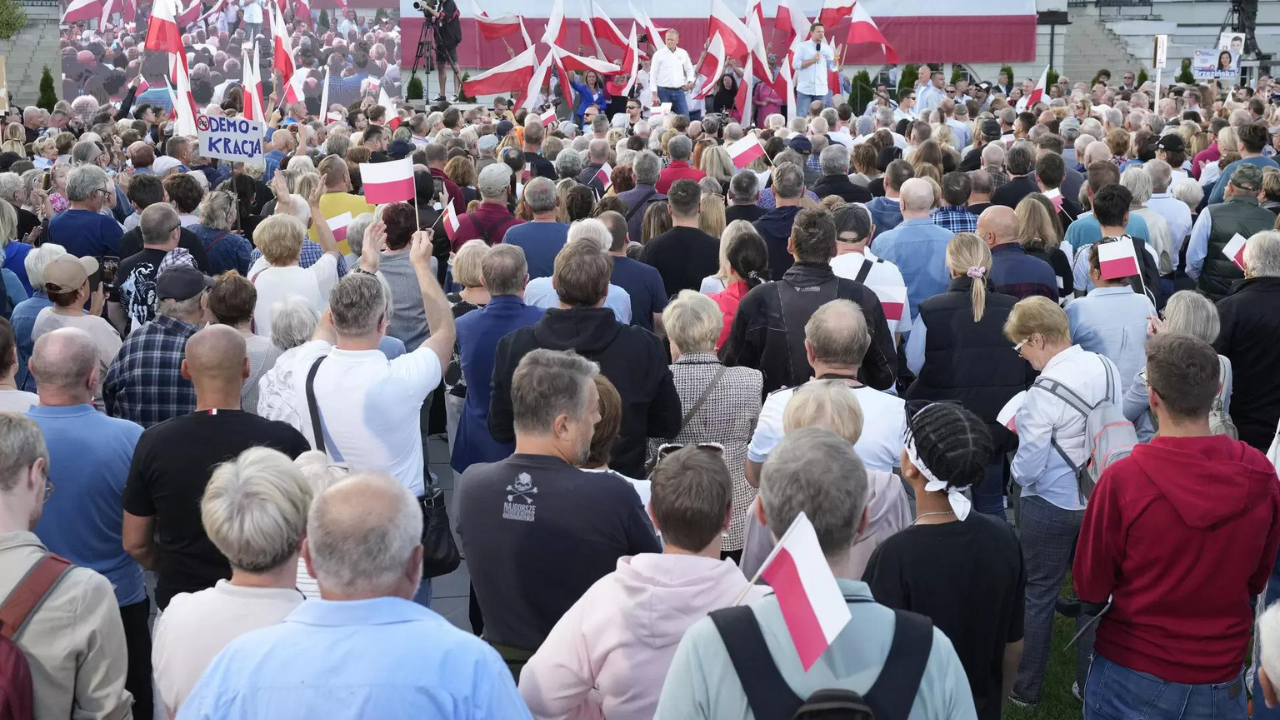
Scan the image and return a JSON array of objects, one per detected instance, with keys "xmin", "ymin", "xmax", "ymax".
[{"xmin": 1003, "ymin": 612, "xmax": 1083, "ymax": 720}]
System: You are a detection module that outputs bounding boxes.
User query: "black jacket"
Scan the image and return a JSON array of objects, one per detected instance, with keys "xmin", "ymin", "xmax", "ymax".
[
  {"xmin": 488, "ymin": 307, "xmax": 682, "ymax": 478},
  {"xmin": 720, "ymin": 262, "xmax": 897, "ymax": 396},
  {"xmin": 905, "ymin": 277, "xmax": 1034, "ymax": 454},
  {"xmin": 990, "ymin": 175, "xmax": 1038, "ymax": 209},
  {"xmin": 813, "ymin": 174, "xmax": 873, "ymax": 204},
  {"xmin": 639, "ymin": 226, "xmax": 721, "ymax": 297},
  {"xmin": 1215, "ymin": 276, "xmax": 1280, "ymax": 451},
  {"xmin": 754, "ymin": 206, "xmax": 801, "ymax": 281},
  {"xmin": 726, "ymin": 204, "xmax": 767, "ymax": 225},
  {"xmin": 118, "ymin": 226, "xmax": 212, "ymax": 273}
]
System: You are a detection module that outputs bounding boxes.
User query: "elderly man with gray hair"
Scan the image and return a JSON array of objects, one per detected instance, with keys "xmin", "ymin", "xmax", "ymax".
[
  {"xmin": 657, "ymin": 134, "xmax": 707, "ymax": 193},
  {"xmin": 618, "ymin": 150, "xmax": 666, "ymax": 243},
  {"xmin": 520, "ymin": 220, "xmax": 633, "ymax": 323},
  {"xmin": 655, "ymin": 427, "xmax": 975, "ymax": 719},
  {"xmin": 502, "ymin": 177, "xmax": 569, "ymax": 279},
  {"xmin": 813, "ymin": 143, "xmax": 871, "ymax": 204},
  {"xmin": 577, "ymin": 138, "xmax": 612, "ymax": 193},
  {"xmin": 874, "ymin": 177, "xmax": 956, "ymax": 320},
  {"xmin": 460, "ymin": 348, "xmax": 661, "ymax": 674},
  {"xmin": 555, "ymin": 148, "xmax": 585, "ymax": 183},
  {"xmin": 1216, "ymin": 231, "xmax": 1280, "ymax": 452},
  {"xmin": 449, "ymin": 163, "xmax": 524, "ymax": 249},
  {"xmin": 1143, "ymin": 158, "xmax": 1193, "ymax": 258},
  {"xmin": 177, "ymin": 471, "xmax": 530, "ymax": 717},
  {"xmin": 46, "ymin": 164, "xmax": 123, "ymax": 259}
]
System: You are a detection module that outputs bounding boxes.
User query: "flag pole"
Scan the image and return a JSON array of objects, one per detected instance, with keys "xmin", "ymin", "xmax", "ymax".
[
  {"xmin": 731, "ymin": 506, "xmax": 799, "ymax": 605},
  {"xmin": 414, "ymin": 169, "xmax": 421, "ymax": 229}
]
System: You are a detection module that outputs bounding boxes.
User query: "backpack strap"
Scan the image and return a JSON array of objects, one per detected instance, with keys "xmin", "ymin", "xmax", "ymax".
[
  {"xmin": 305, "ymin": 355, "xmax": 328, "ymax": 455},
  {"xmin": 709, "ymin": 605, "xmax": 804, "ymax": 720},
  {"xmin": 863, "ymin": 611, "xmax": 935, "ymax": 720},
  {"xmin": 1218, "ymin": 356, "xmax": 1231, "ymax": 405},
  {"xmin": 0, "ymin": 553, "xmax": 72, "ymax": 641},
  {"xmin": 853, "ymin": 256, "xmax": 878, "ymax": 285}
]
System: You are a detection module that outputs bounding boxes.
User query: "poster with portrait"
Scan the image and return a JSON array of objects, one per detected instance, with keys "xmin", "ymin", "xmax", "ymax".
[
  {"xmin": 1219, "ymin": 32, "xmax": 1245, "ymax": 70},
  {"xmin": 1193, "ymin": 49, "xmax": 1240, "ymax": 80}
]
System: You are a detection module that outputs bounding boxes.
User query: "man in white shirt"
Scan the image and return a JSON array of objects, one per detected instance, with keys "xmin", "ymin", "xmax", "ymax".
[
  {"xmin": 917, "ymin": 70, "xmax": 946, "ymax": 114},
  {"xmin": 894, "ymin": 91, "xmax": 917, "ymax": 124},
  {"xmin": 829, "ymin": 203, "xmax": 909, "ymax": 334},
  {"xmin": 650, "ymin": 30, "xmax": 695, "ymax": 118},
  {"xmin": 792, "ymin": 22, "xmax": 835, "ymax": 114},
  {"xmin": 241, "ymin": 0, "xmax": 263, "ymax": 40},
  {"xmin": 744, "ymin": 299, "xmax": 905, "ymax": 486}
]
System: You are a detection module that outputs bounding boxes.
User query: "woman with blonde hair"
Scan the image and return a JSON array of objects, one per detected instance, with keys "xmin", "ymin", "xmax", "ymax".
[
  {"xmin": 1202, "ymin": 126, "xmax": 1238, "ymax": 186},
  {"xmin": 641, "ymin": 201, "xmax": 672, "ymax": 243},
  {"xmin": 905, "ymin": 232, "xmax": 1030, "ymax": 520},
  {"xmin": 1016, "ymin": 194, "xmax": 1072, "ymax": 302},
  {"xmin": 444, "ymin": 239, "xmax": 491, "ymax": 456},
  {"xmin": 699, "ymin": 145, "xmax": 734, "ymax": 192},
  {"xmin": 444, "ymin": 156, "xmax": 478, "ymax": 205},
  {"xmin": 698, "ymin": 193, "xmax": 726, "ymax": 240}
]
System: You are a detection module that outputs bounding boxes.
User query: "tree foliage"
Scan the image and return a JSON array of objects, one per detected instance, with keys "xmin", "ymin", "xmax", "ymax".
[
  {"xmin": 0, "ymin": 0, "xmax": 26, "ymax": 41},
  {"xmin": 37, "ymin": 66, "xmax": 56, "ymax": 111},
  {"xmin": 406, "ymin": 73, "xmax": 424, "ymax": 101}
]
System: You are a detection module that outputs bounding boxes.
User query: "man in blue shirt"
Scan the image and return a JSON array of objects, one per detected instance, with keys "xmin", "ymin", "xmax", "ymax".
[
  {"xmin": 601, "ymin": 210, "xmax": 668, "ymax": 332},
  {"xmin": 1208, "ymin": 123, "xmax": 1279, "ymax": 206},
  {"xmin": 873, "ymin": 178, "xmax": 954, "ymax": 322},
  {"xmin": 262, "ymin": 129, "xmax": 295, "ymax": 184},
  {"xmin": 1063, "ymin": 161, "xmax": 1150, "ymax": 255},
  {"xmin": 27, "ymin": 328, "xmax": 150, "ymax": 719},
  {"xmin": 178, "ymin": 471, "xmax": 530, "ymax": 719},
  {"xmin": 502, "ymin": 177, "xmax": 568, "ymax": 279},
  {"xmin": 10, "ymin": 244, "xmax": 61, "ymax": 391},
  {"xmin": 46, "ymin": 165, "xmax": 123, "ymax": 259}
]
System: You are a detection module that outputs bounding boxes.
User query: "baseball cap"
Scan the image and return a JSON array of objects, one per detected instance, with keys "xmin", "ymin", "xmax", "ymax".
[
  {"xmin": 1231, "ymin": 163, "xmax": 1264, "ymax": 192},
  {"xmin": 477, "ymin": 134, "xmax": 499, "ymax": 152},
  {"xmin": 156, "ymin": 266, "xmax": 214, "ymax": 302},
  {"xmin": 1155, "ymin": 134, "xmax": 1185, "ymax": 153},
  {"xmin": 975, "ymin": 82, "xmax": 992, "ymax": 92},
  {"xmin": 388, "ymin": 139, "xmax": 415, "ymax": 160},
  {"xmin": 153, "ymin": 155, "xmax": 182, "ymax": 175},
  {"xmin": 495, "ymin": 119, "xmax": 515, "ymax": 138},
  {"xmin": 788, "ymin": 136, "xmax": 812, "ymax": 155},
  {"xmin": 980, "ymin": 119, "xmax": 1002, "ymax": 140},
  {"xmin": 43, "ymin": 255, "xmax": 98, "ymax": 294}
]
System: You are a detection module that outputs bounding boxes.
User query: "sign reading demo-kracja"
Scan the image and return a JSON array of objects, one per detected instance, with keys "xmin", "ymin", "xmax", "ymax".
[{"xmin": 196, "ymin": 115, "xmax": 264, "ymax": 163}]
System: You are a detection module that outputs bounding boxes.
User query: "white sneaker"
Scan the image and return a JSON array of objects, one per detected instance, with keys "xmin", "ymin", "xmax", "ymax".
[
  {"xmin": 1072, "ymin": 682, "xmax": 1083, "ymax": 701},
  {"xmin": 448, "ymin": 94, "xmax": 458, "ymax": 103}
]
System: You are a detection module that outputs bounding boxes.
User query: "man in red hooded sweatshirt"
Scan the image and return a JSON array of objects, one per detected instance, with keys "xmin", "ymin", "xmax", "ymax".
[{"xmin": 1075, "ymin": 333, "xmax": 1280, "ymax": 720}]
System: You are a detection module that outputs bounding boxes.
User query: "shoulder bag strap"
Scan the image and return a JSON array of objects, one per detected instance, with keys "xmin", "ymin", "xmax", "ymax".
[
  {"xmin": 204, "ymin": 230, "xmax": 232, "ymax": 253},
  {"xmin": 625, "ymin": 187, "xmax": 656, "ymax": 222},
  {"xmin": 709, "ymin": 606, "xmax": 804, "ymax": 720},
  {"xmin": 1218, "ymin": 356, "xmax": 1231, "ymax": 404},
  {"xmin": 853, "ymin": 256, "xmax": 877, "ymax": 285},
  {"xmin": 305, "ymin": 355, "xmax": 328, "ymax": 455},
  {"xmin": 680, "ymin": 366, "xmax": 727, "ymax": 431},
  {"xmin": 0, "ymin": 553, "xmax": 72, "ymax": 641},
  {"xmin": 864, "ymin": 610, "xmax": 935, "ymax": 720}
]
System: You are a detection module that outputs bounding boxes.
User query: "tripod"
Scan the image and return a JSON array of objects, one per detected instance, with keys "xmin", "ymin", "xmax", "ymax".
[{"xmin": 412, "ymin": 21, "xmax": 438, "ymax": 102}]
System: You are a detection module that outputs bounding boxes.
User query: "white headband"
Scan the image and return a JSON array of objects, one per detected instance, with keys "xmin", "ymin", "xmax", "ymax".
[{"xmin": 904, "ymin": 434, "xmax": 971, "ymax": 521}]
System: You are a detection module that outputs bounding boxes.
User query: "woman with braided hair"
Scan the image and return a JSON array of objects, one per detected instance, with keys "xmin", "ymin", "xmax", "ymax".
[
  {"xmin": 863, "ymin": 401, "xmax": 1025, "ymax": 720},
  {"xmin": 904, "ymin": 233, "xmax": 1034, "ymax": 521}
]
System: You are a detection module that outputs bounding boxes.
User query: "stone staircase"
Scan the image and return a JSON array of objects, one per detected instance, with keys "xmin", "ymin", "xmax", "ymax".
[
  {"xmin": 1, "ymin": 1, "xmax": 62, "ymax": 107},
  {"xmin": 1062, "ymin": 6, "xmax": 1148, "ymax": 86}
]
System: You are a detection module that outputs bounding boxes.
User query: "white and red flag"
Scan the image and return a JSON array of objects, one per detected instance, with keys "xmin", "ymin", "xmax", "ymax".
[
  {"xmin": 166, "ymin": 55, "xmax": 198, "ymax": 136},
  {"xmin": 743, "ymin": 10, "xmax": 772, "ymax": 83},
  {"xmin": 589, "ymin": 0, "xmax": 628, "ymax": 49},
  {"xmin": 726, "ymin": 135, "xmax": 765, "ymax": 169},
  {"xmin": 1098, "ymin": 240, "xmax": 1140, "ymax": 280},
  {"xmin": 708, "ymin": 0, "xmax": 753, "ymax": 60},
  {"xmin": 628, "ymin": 3, "xmax": 664, "ymax": 50},
  {"xmin": 465, "ymin": 46, "xmax": 538, "ymax": 98},
  {"xmin": 327, "ymin": 212, "xmax": 353, "ymax": 243},
  {"xmin": 541, "ymin": 0, "xmax": 569, "ymax": 47},
  {"xmin": 594, "ymin": 162, "xmax": 613, "ymax": 190},
  {"xmin": 242, "ymin": 43, "xmax": 265, "ymax": 121},
  {"xmin": 282, "ymin": 67, "xmax": 306, "ymax": 104},
  {"xmin": 774, "ymin": 0, "xmax": 810, "ymax": 54},
  {"xmin": 757, "ymin": 512, "xmax": 852, "ymax": 671},
  {"xmin": 870, "ymin": 284, "xmax": 907, "ymax": 328},
  {"xmin": 744, "ymin": 0, "xmax": 764, "ymax": 29},
  {"xmin": 540, "ymin": 107, "xmax": 559, "ymax": 127},
  {"xmin": 997, "ymin": 391, "xmax": 1026, "ymax": 433},
  {"xmin": 695, "ymin": 34, "xmax": 726, "ymax": 100},
  {"xmin": 317, "ymin": 65, "xmax": 329, "ymax": 120},
  {"xmin": 553, "ymin": 46, "xmax": 620, "ymax": 75},
  {"xmin": 143, "ymin": 0, "xmax": 184, "ymax": 53},
  {"xmin": 614, "ymin": 23, "xmax": 641, "ymax": 97},
  {"xmin": 1223, "ymin": 233, "xmax": 1249, "ymax": 270},
  {"xmin": 360, "ymin": 158, "xmax": 415, "ymax": 204},
  {"xmin": 270, "ymin": 1, "xmax": 295, "ymax": 86},
  {"xmin": 1043, "ymin": 187, "xmax": 1063, "ymax": 211},
  {"xmin": 845, "ymin": 2, "xmax": 899, "ymax": 64},
  {"xmin": 515, "ymin": 51, "xmax": 554, "ymax": 112},
  {"xmin": 466, "ymin": 0, "xmax": 522, "ymax": 40},
  {"xmin": 1017, "ymin": 65, "xmax": 1049, "ymax": 111},
  {"xmin": 818, "ymin": 0, "xmax": 855, "ymax": 31},
  {"xmin": 63, "ymin": 0, "xmax": 102, "ymax": 24},
  {"xmin": 442, "ymin": 199, "xmax": 462, "ymax": 241},
  {"xmin": 176, "ymin": 0, "xmax": 201, "ymax": 29}
]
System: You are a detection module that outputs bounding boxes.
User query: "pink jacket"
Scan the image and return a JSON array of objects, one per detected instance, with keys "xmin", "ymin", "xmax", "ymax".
[{"xmin": 518, "ymin": 553, "xmax": 767, "ymax": 720}]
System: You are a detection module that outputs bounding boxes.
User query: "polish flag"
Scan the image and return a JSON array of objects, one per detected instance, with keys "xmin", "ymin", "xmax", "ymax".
[
  {"xmin": 594, "ymin": 162, "xmax": 613, "ymax": 190},
  {"xmin": 442, "ymin": 199, "xmax": 461, "ymax": 241},
  {"xmin": 708, "ymin": 0, "xmax": 753, "ymax": 60},
  {"xmin": 580, "ymin": 0, "xmax": 606, "ymax": 59},
  {"xmin": 817, "ymin": 0, "xmax": 855, "ymax": 31},
  {"xmin": 294, "ymin": 0, "xmax": 311, "ymax": 26},
  {"xmin": 465, "ymin": 46, "xmax": 538, "ymax": 99},
  {"xmin": 553, "ymin": 46, "xmax": 620, "ymax": 75},
  {"xmin": 871, "ymin": 284, "xmax": 906, "ymax": 327},
  {"xmin": 744, "ymin": 11, "xmax": 772, "ymax": 83},
  {"xmin": 540, "ymin": 107, "xmax": 558, "ymax": 127},
  {"xmin": 541, "ymin": 0, "xmax": 569, "ymax": 47},
  {"xmin": 1223, "ymin": 233, "xmax": 1248, "ymax": 270},
  {"xmin": 360, "ymin": 158, "xmax": 415, "ymax": 204},
  {"xmin": 726, "ymin": 135, "xmax": 765, "ymax": 169},
  {"xmin": 1017, "ymin": 65, "xmax": 1049, "ymax": 112},
  {"xmin": 589, "ymin": 1, "xmax": 627, "ymax": 49},
  {"xmin": 629, "ymin": 4, "xmax": 664, "ymax": 50},
  {"xmin": 774, "ymin": 0, "xmax": 810, "ymax": 54},
  {"xmin": 389, "ymin": 115, "xmax": 403, "ymax": 131},
  {"xmin": 614, "ymin": 23, "xmax": 641, "ymax": 97},
  {"xmin": 327, "ymin": 212, "xmax": 353, "ymax": 242},
  {"xmin": 99, "ymin": 0, "xmax": 125, "ymax": 34},
  {"xmin": 63, "ymin": 0, "xmax": 102, "ymax": 24},
  {"xmin": 515, "ymin": 51, "xmax": 554, "ymax": 112},
  {"xmin": 377, "ymin": 82, "xmax": 394, "ymax": 112},
  {"xmin": 773, "ymin": 48, "xmax": 796, "ymax": 124},
  {"xmin": 997, "ymin": 391, "xmax": 1026, "ymax": 433},
  {"xmin": 318, "ymin": 65, "xmax": 329, "ymax": 120},
  {"xmin": 845, "ymin": 2, "xmax": 899, "ymax": 65},
  {"xmin": 271, "ymin": 2, "xmax": 295, "ymax": 86},
  {"xmin": 828, "ymin": 44, "xmax": 843, "ymax": 95},
  {"xmin": 744, "ymin": 0, "xmax": 764, "ymax": 29},
  {"xmin": 1043, "ymin": 187, "xmax": 1063, "ymax": 210},
  {"xmin": 242, "ymin": 44, "xmax": 264, "ymax": 121},
  {"xmin": 734, "ymin": 59, "xmax": 753, "ymax": 126},
  {"xmin": 1098, "ymin": 239, "xmax": 1140, "ymax": 280},
  {"xmin": 758, "ymin": 512, "xmax": 852, "ymax": 671},
  {"xmin": 143, "ymin": 0, "xmax": 184, "ymax": 54},
  {"xmin": 167, "ymin": 55, "xmax": 198, "ymax": 136},
  {"xmin": 520, "ymin": 17, "xmax": 534, "ymax": 48},
  {"xmin": 695, "ymin": 34, "xmax": 726, "ymax": 100},
  {"xmin": 176, "ymin": 0, "xmax": 201, "ymax": 29},
  {"xmin": 282, "ymin": 68, "xmax": 306, "ymax": 104},
  {"xmin": 466, "ymin": 0, "xmax": 522, "ymax": 40},
  {"xmin": 549, "ymin": 48, "xmax": 576, "ymax": 112}
]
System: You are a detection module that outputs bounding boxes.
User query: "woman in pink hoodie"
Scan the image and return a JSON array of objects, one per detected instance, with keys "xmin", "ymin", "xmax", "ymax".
[{"xmin": 517, "ymin": 444, "xmax": 768, "ymax": 720}]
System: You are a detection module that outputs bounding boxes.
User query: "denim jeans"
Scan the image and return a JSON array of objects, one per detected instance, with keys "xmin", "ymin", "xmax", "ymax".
[
  {"xmin": 1013, "ymin": 494, "xmax": 1084, "ymax": 703},
  {"xmin": 242, "ymin": 21, "xmax": 260, "ymax": 40},
  {"xmin": 1085, "ymin": 654, "xmax": 1246, "ymax": 720},
  {"xmin": 796, "ymin": 92, "xmax": 825, "ymax": 114},
  {"xmin": 413, "ymin": 577, "xmax": 433, "ymax": 608},
  {"xmin": 973, "ymin": 459, "xmax": 1007, "ymax": 521},
  {"xmin": 656, "ymin": 87, "xmax": 689, "ymax": 118}
]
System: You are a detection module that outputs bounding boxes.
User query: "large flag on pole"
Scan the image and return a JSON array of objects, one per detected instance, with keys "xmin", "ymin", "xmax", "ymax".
[
  {"xmin": 846, "ymin": 3, "xmax": 899, "ymax": 64},
  {"xmin": 553, "ymin": 47, "xmax": 620, "ymax": 75},
  {"xmin": 1016, "ymin": 64, "xmax": 1049, "ymax": 111},
  {"xmin": 695, "ymin": 34, "xmax": 726, "ymax": 100},
  {"xmin": 615, "ymin": 23, "xmax": 641, "ymax": 97},
  {"xmin": 629, "ymin": 3, "xmax": 664, "ymax": 50},
  {"xmin": 144, "ymin": 0, "xmax": 184, "ymax": 53},
  {"xmin": 318, "ymin": 65, "xmax": 330, "ymax": 120},
  {"xmin": 271, "ymin": 1, "xmax": 295, "ymax": 86},
  {"xmin": 708, "ymin": 0, "xmax": 753, "ymax": 60},
  {"xmin": 758, "ymin": 512, "xmax": 853, "ymax": 671},
  {"xmin": 63, "ymin": 0, "xmax": 102, "ymax": 24},
  {"xmin": 168, "ymin": 55, "xmax": 199, "ymax": 136},
  {"xmin": 466, "ymin": 46, "xmax": 539, "ymax": 98},
  {"xmin": 744, "ymin": 0, "xmax": 764, "ymax": 29},
  {"xmin": 744, "ymin": 11, "xmax": 772, "ymax": 83},
  {"xmin": 176, "ymin": 0, "xmax": 201, "ymax": 29},
  {"xmin": 515, "ymin": 51, "xmax": 555, "ymax": 111},
  {"xmin": 242, "ymin": 43, "xmax": 265, "ymax": 121},
  {"xmin": 774, "ymin": 0, "xmax": 810, "ymax": 54},
  {"xmin": 589, "ymin": 0, "xmax": 627, "ymax": 49},
  {"xmin": 466, "ymin": 0, "xmax": 522, "ymax": 40},
  {"xmin": 541, "ymin": 0, "xmax": 569, "ymax": 47},
  {"xmin": 817, "ymin": 0, "xmax": 856, "ymax": 30}
]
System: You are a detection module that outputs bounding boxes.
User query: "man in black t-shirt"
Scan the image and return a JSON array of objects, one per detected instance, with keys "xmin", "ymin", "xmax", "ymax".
[
  {"xmin": 428, "ymin": 0, "xmax": 462, "ymax": 101},
  {"xmin": 457, "ymin": 349, "xmax": 659, "ymax": 671},
  {"xmin": 121, "ymin": 326, "xmax": 309, "ymax": 610},
  {"xmin": 115, "ymin": 204, "xmax": 182, "ymax": 332}
]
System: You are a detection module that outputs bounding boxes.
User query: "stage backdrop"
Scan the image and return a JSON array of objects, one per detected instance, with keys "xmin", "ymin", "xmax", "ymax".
[{"xmin": 399, "ymin": 0, "xmax": 1036, "ymax": 74}]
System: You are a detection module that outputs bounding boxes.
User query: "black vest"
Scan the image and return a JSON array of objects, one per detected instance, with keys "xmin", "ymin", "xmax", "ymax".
[
  {"xmin": 905, "ymin": 278, "xmax": 1028, "ymax": 452},
  {"xmin": 1200, "ymin": 196, "xmax": 1276, "ymax": 299}
]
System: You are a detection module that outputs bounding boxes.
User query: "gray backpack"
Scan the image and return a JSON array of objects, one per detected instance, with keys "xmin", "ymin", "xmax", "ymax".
[
  {"xmin": 1146, "ymin": 356, "xmax": 1237, "ymax": 440},
  {"xmin": 1033, "ymin": 357, "xmax": 1136, "ymax": 503}
]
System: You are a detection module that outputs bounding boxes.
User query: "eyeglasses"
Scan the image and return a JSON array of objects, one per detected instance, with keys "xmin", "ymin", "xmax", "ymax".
[
  {"xmin": 43, "ymin": 479, "xmax": 53, "ymax": 501},
  {"xmin": 656, "ymin": 442, "xmax": 725, "ymax": 462},
  {"xmin": 1013, "ymin": 337, "xmax": 1031, "ymax": 356}
]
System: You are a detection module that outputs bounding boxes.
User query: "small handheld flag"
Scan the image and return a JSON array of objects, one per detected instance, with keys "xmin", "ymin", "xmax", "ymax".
[
  {"xmin": 1223, "ymin": 233, "xmax": 1248, "ymax": 271},
  {"xmin": 1097, "ymin": 240, "xmax": 1139, "ymax": 281}
]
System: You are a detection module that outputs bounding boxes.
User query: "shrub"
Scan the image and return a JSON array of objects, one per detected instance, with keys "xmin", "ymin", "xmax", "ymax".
[
  {"xmin": 1176, "ymin": 58, "xmax": 1195, "ymax": 85},
  {"xmin": 999, "ymin": 64, "xmax": 1015, "ymax": 85},
  {"xmin": 850, "ymin": 68, "xmax": 872, "ymax": 111},
  {"xmin": 37, "ymin": 66, "xmax": 56, "ymax": 111},
  {"xmin": 897, "ymin": 63, "xmax": 917, "ymax": 97},
  {"xmin": 456, "ymin": 72, "xmax": 476, "ymax": 102},
  {"xmin": 1137, "ymin": 69, "xmax": 1149, "ymax": 87},
  {"xmin": 406, "ymin": 72, "xmax": 424, "ymax": 101},
  {"xmin": 318, "ymin": 8, "xmax": 329, "ymax": 29}
]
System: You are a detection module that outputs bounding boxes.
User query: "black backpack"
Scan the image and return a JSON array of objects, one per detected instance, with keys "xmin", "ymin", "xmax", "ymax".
[{"xmin": 709, "ymin": 604, "xmax": 933, "ymax": 720}]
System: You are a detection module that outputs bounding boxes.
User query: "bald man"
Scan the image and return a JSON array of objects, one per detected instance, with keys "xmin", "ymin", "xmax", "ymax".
[
  {"xmin": 121, "ymin": 325, "xmax": 310, "ymax": 611},
  {"xmin": 264, "ymin": 129, "xmax": 296, "ymax": 183},
  {"xmin": 872, "ymin": 177, "xmax": 955, "ymax": 321},
  {"xmin": 128, "ymin": 141, "xmax": 156, "ymax": 174},
  {"xmin": 977, "ymin": 206, "xmax": 1057, "ymax": 301}
]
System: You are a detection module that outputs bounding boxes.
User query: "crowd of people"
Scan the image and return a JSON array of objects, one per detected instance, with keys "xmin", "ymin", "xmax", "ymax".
[{"xmin": 8, "ymin": 11, "xmax": 1280, "ymax": 720}]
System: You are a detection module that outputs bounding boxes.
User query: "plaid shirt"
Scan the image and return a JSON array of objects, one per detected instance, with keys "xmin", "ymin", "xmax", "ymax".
[
  {"xmin": 984, "ymin": 166, "xmax": 1011, "ymax": 190},
  {"xmin": 806, "ymin": 154, "xmax": 823, "ymax": 174},
  {"xmin": 103, "ymin": 315, "xmax": 199, "ymax": 428},
  {"xmin": 251, "ymin": 242, "xmax": 349, "ymax": 277},
  {"xmin": 931, "ymin": 206, "xmax": 979, "ymax": 234}
]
